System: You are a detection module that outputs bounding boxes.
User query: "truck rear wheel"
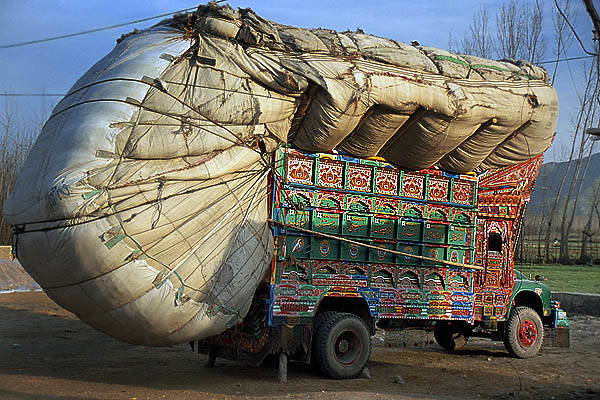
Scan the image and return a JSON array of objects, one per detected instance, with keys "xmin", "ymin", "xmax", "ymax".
[
  {"xmin": 504, "ymin": 306, "xmax": 543, "ymax": 358},
  {"xmin": 312, "ymin": 311, "xmax": 371, "ymax": 379},
  {"xmin": 434, "ymin": 322, "xmax": 469, "ymax": 351}
]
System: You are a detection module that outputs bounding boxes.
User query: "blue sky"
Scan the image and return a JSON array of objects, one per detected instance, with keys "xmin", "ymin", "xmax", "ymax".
[{"xmin": 0, "ymin": 0, "xmax": 596, "ymax": 162}]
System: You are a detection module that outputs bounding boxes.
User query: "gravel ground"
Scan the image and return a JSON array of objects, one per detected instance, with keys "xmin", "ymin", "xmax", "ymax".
[{"xmin": 1, "ymin": 291, "xmax": 598, "ymax": 400}]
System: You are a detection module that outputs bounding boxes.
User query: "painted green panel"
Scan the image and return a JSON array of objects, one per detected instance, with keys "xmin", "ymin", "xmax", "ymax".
[
  {"xmin": 310, "ymin": 237, "xmax": 341, "ymax": 260},
  {"xmin": 396, "ymin": 243, "xmax": 422, "ymax": 265},
  {"xmin": 345, "ymin": 196, "xmax": 372, "ymax": 212},
  {"xmin": 403, "ymin": 206, "xmax": 424, "ymax": 218},
  {"xmin": 397, "ymin": 220, "xmax": 422, "ymax": 241},
  {"xmin": 453, "ymin": 210, "xmax": 472, "ymax": 225},
  {"xmin": 423, "ymin": 222, "xmax": 447, "ymax": 244},
  {"xmin": 287, "ymin": 192, "xmax": 313, "ymax": 208},
  {"xmin": 369, "ymin": 241, "xmax": 395, "ymax": 263},
  {"xmin": 343, "ymin": 213, "xmax": 370, "ymax": 237},
  {"xmin": 340, "ymin": 239, "xmax": 370, "ymax": 262},
  {"xmin": 285, "ymin": 209, "xmax": 311, "ymax": 230},
  {"xmin": 447, "ymin": 225, "xmax": 473, "ymax": 246},
  {"xmin": 319, "ymin": 197, "xmax": 340, "ymax": 209},
  {"xmin": 284, "ymin": 235, "xmax": 312, "ymax": 259},
  {"xmin": 312, "ymin": 210, "xmax": 341, "ymax": 234},
  {"xmin": 372, "ymin": 217, "xmax": 396, "ymax": 239},
  {"xmin": 423, "ymin": 245, "xmax": 447, "ymax": 265},
  {"xmin": 447, "ymin": 246, "xmax": 472, "ymax": 264}
]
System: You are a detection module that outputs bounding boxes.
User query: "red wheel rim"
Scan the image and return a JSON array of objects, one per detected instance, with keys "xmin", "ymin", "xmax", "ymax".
[
  {"xmin": 334, "ymin": 329, "xmax": 361, "ymax": 366},
  {"xmin": 518, "ymin": 319, "xmax": 537, "ymax": 347}
]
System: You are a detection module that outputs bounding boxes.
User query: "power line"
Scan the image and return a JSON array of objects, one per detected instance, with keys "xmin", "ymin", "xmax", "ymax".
[
  {"xmin": 0, "ymin": 6, "xmax": 198, "ymax": 50},
  {"xmin": 553, "ymin": 0, "xmax": 598, "ymax": 57},
  {"xmin": 538, "ymin": 55, "xmax": 596, "ymax": 65},
  {"xmin": 0, "ymin": 93, "xmax": 65, "ymax": 97}
]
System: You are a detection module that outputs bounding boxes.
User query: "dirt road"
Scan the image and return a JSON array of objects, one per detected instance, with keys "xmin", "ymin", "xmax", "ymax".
[{"xmin": 1, "ymin": 292, "xmax": 598, "ymax": 400}]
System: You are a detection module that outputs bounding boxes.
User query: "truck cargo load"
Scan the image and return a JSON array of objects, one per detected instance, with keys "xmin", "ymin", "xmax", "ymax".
[{"xmin": 3, "ymin": 3, "xmax": 558, "ymax": 346}]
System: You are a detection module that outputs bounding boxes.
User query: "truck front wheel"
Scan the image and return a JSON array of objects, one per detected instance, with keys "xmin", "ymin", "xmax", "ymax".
[
  {"xmin": 312, "ymin": 311, "xmax": 371, "ymax": 379},
  {"xmin": 504, "ymin": 306, "xmax": 543, "ymax": 358},
  {"xmin": 434, "ymin": 322, "xmax": 469, "ymax": 351}
]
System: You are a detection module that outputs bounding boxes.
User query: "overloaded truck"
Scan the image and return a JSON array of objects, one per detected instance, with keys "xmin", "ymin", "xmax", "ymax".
[
  {"xmin": 4, "ymin": 3, "xmax": 568, "ymax": 382},
  {"xmin": 194, "ymin": 146, "xmax": 569, "ymax": 380}
]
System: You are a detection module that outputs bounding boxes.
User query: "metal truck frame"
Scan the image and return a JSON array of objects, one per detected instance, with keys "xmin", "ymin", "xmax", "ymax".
[{"xmin": 193, "ymin": 146, "xmax": 569, "ymax": 381}]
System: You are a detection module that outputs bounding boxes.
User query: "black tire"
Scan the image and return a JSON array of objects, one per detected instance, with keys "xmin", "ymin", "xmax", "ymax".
[
  {"xmin": 504, "ymin": 306, "xmax": 543, "ymax": 358},
  {"xmin": 434, "ymin": 322, "xmax": 469, "ymax": 352},
  {"xmin": 312, "ymin": 311, "xmax": 371, "ymax": 379}
]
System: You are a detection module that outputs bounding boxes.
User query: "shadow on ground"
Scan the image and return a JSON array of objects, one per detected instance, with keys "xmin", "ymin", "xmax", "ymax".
[{"xmin": 0, "ymin": 292, "xmax": 596, "ymax": 400}]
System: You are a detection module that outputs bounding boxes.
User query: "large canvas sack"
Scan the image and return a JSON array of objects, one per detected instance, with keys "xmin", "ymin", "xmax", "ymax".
[{"xmin": 4, "ymin": 3, "xmax": 557, "ymax": 345}]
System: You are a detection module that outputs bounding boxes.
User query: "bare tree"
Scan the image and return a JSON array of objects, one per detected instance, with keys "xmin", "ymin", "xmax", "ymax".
[
  {"xmin": 539, "ymin": 0, "xmax": 581, "ymax": 263},
  {"xmin": 550, "ymin": 0, "xmax": 575, "ymax": 83},
  {"xmin": 580, "ymin": 178, "xmax": 600, "ymax": 264},
  {"xmin": 495, "ymin": 0, "xmax": 546, "ymax": 63},
  {"xmin": 448, "ymin": 28, "xmax": 456, "ymax": 53},
  {"xmin": 495, "ymin": 0, "xmax": 526, "ymax": 59},
  {"xmin": 523, "ymin": 0, "xmax": 547, "ymax": 64},
  {"xmin": 542, "ymin": 135, "xmax": 576, "ymax": 263},
  {"xmin": 535, "ymin": 169, "xmax": 551, "ymax": 261},
  {"xmin": 454, "ymin": 0, "xmax": 546, "ymax": 64},
  {"xmin": 0, "ymin": 96, "xmax": 37, "ymax": 245},
  {"xmin": 557, "ymin": 59, "xmax": 599, "ymax": 263},
  {"xmin": 461, "ymin": 5, "xmax": 494, "ymax": 58}
]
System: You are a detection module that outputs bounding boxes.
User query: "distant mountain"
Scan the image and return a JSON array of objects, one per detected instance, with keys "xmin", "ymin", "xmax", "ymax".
[{"xmin": 527, "ymin": 152, "xmax": 600, "ymax": 216}]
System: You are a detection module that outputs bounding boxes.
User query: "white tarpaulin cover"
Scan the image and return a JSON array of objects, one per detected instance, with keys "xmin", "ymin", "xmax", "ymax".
[{"xmin": 4, "ymin": 3, "xmax": 558, "ymax": 345}]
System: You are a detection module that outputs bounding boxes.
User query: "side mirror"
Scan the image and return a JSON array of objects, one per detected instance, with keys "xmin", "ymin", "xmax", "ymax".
[
  {"xmin": 586, "ymin": 127, "xmax": 600, "ymax": 140},
  {"xmin": 535, "ymin": 275, "xmax": 545, "ymax": 282}
]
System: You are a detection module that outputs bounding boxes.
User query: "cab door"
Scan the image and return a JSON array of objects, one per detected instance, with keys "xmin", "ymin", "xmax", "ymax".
[
  {"xmin": 484, "ymin": 219, "xmax": 511, "ymax": 288},
  {"xmin": 474, "ymin": 218, "xmax": 514, "ymax": 317}
]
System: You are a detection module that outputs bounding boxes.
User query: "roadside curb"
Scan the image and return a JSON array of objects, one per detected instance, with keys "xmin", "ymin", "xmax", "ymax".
[{"xmin": 553, "ymin": 292, "xmax": 600, "ymax": 317}]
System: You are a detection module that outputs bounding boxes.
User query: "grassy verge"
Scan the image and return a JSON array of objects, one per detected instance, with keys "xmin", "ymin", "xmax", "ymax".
[{"xmin": 515, "ymin": 263, "xmax": 600, "ymax": 294}]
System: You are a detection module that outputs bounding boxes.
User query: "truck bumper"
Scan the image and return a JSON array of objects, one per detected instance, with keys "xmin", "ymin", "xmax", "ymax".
[{"xmin": 543, "ymin": 301, "xmax": 570, "ymax": 348}]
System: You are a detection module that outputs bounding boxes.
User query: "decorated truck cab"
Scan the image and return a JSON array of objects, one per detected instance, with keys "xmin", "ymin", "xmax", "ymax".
[{"xmin": 195, "ymin": 146, "xmax": 568, "ymax": 380}]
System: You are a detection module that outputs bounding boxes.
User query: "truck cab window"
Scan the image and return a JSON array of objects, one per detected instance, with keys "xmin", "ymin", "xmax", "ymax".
[{"xmin": 488, "ymin": 232, "xmax": 503, "ymax": 253}]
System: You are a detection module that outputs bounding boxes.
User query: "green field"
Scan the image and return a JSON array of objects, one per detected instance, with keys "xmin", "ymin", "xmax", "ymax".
[
  {"xmin": 515, "ymin": 263, "xmax": 600, "ymax": 294},
  {"xmin": 519, "ymin": 237, "xmax": 600, "ymax": 264}
]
